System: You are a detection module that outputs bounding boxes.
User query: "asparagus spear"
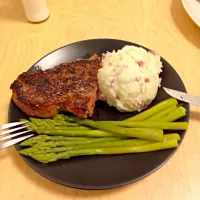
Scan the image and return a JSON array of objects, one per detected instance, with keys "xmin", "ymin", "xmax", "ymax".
[
  {"xmin": 32, "ymin": 137, "xmax": 121, "ymax": 148},
  {"xmin": 20, "ymin": 121, "xmax": 91, "ymax": 134},
  {"xmin": 32, "ymin": 128, "xmax": 119, "ymax": 137},
  {"xmin": 19, "ymin": 133, "xmax": 180, "ymax": 156},
  {"xmin": 63, "ymin": 116, "xmax": 164, "ymax": 141},
  {"xmin": 103, "ymin": 121, "xmax": 188, "ymax": 130},
  {"xmin": 52, "ymin": 114, "xmax": 66, "ymax": 121},
  {"xmin": 29, "ymin": 118, "xmax": 79, "ymax": 127},
  {"xmin": 19, "ymin": 139, "xmax": 152, "ymax": 155},
  {"xmin": 20, "ymin": 135, "xmax": 94, "ymax": 146},
  {"xmin": 160, "ymin": 106, "xmax": 186, "ymax": 122},
  {"xmin": 49, "ymin": 126, "xmax": 90, "ymax": 130},
  {"xmin": 29, "ymin": 139, "xmax": 178, "ymax": 163},
  {"xmin": 28, "ymin": 116, "xmax": 164, "ymax": 141},
  {"xmin": 125, "ymin": 98, "xmax": 178, "ymax": 121},
  {"xmin": 146, "ymin": 105, "xmax": 177, "ymax": 121},
  {"xmin": 164, "ymin": 133, "xmax": 180, "ymax": 141}
]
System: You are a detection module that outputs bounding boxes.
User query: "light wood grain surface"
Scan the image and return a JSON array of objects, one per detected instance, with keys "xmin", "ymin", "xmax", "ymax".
[{"xmin": 0, "ymin": 0, "xmax": 200, "ymax": 199}]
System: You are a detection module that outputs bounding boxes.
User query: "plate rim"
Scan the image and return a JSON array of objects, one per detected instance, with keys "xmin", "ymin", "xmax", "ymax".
[
  {"xmin": 31, "ymin": 38, "xmax": 152, "ymax": 70},
  {"xmin": 8, "ymin": 38, "xmax": 190, "ymax": 190}
]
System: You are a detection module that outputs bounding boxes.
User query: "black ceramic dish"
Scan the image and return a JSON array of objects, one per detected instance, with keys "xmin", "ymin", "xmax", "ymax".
[{"xmin": 8, "ymin": 39, "xmax": 189, "ymax": 190}]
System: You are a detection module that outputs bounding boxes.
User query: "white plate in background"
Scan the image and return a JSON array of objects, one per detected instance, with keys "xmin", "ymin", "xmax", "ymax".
[{"xmin": 182, "ymin": 0, "xmax": 200, "ymax": 27}]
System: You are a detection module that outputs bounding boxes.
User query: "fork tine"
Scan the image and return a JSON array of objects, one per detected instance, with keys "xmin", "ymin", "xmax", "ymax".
[
  {"xmin": 0, "ymin": 125, "xmax": 30, "ymax": 136},
  {"xmin": 0, "ymin": 130, "xmax": 32, "ymax": 142},
  {"xmin": 0, "ymin": 121, "xmax": 27, "ymax": 131},
  {"xmin": 0, "ymin": 134, "xmax": 34, "ymax": 150}
]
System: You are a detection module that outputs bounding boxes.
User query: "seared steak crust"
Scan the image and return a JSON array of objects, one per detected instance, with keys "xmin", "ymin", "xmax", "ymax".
[{"xmin": 10, "ymin": 54, "xmax": 101, "ymax": 118}]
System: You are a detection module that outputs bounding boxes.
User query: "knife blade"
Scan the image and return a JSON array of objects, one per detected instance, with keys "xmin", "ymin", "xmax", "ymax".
[{"xmin": 163, "ymin": 87, "xmax": 200, "ymax": 106}]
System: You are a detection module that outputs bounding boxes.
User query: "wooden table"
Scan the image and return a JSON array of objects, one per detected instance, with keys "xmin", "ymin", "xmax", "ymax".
[{"xmin": 0, "ymin": 0, "xmax": 200, "ymax": 199}]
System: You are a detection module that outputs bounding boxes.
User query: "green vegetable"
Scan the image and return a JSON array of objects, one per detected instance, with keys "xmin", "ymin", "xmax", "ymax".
[
  {"xmin": 20, "ymin": 121, "xmax": 91, "ymax": 134},
  {"xmin": 146, "ymin": 105, "xmax": 177, "ymax": 121},
  {"xmin": 32, "ymin": 137, "xmax": 121, "ymax": 148},
  {"xmin": 29, "ymin": 117, "xmax": 79, "ymax": 127},
  {"xmin": 18, "ymin": 98, "xmax": 185, "ymax": 164},
  {"xmin": 20, "ymin": 135, "xmax": 94, "ymax": 146},
  {"xmin": 125, "ymin": 98, "xmax": 178, "ymax": 121},
  {"xmin": 160, "ymin": 106, "xmax": 186, "ymax": 122},
  {"xmin": 63, "ymin": 116, "xmax": 164, "ymax": 141},
  {"xmin": 19, "ymin": 133, "xmax": 180, "ymax": 156},
  {"xmin": 52, "ymin": 114, "xmax": 66, "ymax": 121},
  {"xmin": 22, "ymin": 116, "xmax": 164, "ymax": 141},
  {"xmin": 29, "ymin": 139, "xmax": 178, "ymax": 163},
  {"xmin": 32, "ymin": 128, "xmax": 119, "ymax": 137},
  {"xmin": 19, "ymin": 139, "xmax": 152, "ymax": 156},
  {"xmin": 103, "ymin": 121, "xmax": 188, "ymax": 130},
  {"xmin": 164, "ymin": 133, "xmax": 180, "ymax": 141}
]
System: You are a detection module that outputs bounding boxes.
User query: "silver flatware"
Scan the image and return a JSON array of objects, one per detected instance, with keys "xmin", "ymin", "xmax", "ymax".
[
  {"xmin": 0, "ymin": 121, "xmax": 34, "ymax": 150},
  {"xmin": 163, "ymin": 87, "xmax": 200, "ymax": 106}
]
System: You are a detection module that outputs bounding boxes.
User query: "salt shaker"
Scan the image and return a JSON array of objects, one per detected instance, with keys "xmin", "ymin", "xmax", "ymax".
[{"xmin": 21, "ymin": 0, "xmax": 50, "ymax": 23}]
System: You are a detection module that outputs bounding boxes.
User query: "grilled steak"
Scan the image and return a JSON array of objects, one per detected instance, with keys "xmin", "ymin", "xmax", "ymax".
[{"xmin": 10, "ymin": 54, "xmax": 101, "ymax": 118}]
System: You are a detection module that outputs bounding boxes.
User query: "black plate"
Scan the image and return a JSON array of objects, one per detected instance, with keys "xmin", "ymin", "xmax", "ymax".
[{"xmin": 8, "ymin": 39, "xmax": 189, "ymax": 190}]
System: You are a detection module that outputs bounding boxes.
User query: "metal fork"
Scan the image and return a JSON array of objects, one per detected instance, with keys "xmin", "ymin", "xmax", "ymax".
[{"xmin": 0, "ymin": 121, "xmax": 34, "ymax": 150}]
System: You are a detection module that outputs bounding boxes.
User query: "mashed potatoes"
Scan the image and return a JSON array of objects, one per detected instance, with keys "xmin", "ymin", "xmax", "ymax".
[{"xmin": 97, "ymin": 45, "xmax": 163, "ymax": 112}]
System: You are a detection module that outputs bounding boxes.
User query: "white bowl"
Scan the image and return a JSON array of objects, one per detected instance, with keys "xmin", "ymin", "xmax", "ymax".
[{"xmin": 181, "ymin": 0, "xmax": 200, "ymax": 27}]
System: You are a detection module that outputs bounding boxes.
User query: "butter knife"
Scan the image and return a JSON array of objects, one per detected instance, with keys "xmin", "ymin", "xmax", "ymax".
[{"xmin": 163, "ymin": 87, "xmax": 200, "ymax": 106}]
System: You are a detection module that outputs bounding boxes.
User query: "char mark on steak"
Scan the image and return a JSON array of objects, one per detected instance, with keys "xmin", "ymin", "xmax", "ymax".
[{"xmin": 10, "ymin": 54, "xmax": 101, "ymax": 118}]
